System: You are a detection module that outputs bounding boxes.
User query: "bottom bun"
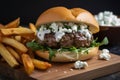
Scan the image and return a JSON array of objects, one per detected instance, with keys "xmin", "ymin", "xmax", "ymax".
[{"xmin": 35, "ymin": 47, "xmax": 99, "ymax": 62}]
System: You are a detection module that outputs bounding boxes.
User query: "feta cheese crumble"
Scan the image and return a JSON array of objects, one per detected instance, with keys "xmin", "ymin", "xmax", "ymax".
[
  {"xmin": 99, "ymin": 49, "xmax": 111, "ymax": 60},
  {"xmin": 74, "ymin": 60, "xmax": 88, "ymax": 69},
  {"xmin": 37, "ymin": 22, "xmax": 92, "ymax": 42},
  {"xmin": 95, "ymin": 11, "xmax": 120, "ymax": 26}
]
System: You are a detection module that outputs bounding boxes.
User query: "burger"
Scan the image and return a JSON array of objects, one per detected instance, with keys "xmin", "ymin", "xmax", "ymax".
[{"xmin": 27, "ymin": 6, "xmax": 108, "ymax": 62}]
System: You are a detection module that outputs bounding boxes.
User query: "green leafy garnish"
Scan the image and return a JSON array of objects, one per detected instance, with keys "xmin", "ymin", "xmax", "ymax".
[
  {"xmin": 64, "ymin": 25, "xmax": 71, "ymax": 29},
  {"xmin": 47, "ymin": 47, "xmax": 56, "ymax": 61},
  {"xmin": 26, "ymin": 37, "xmax": 109, "ymax": 61},
  {"xmin": 91, "ymin": 37, "xmax": 109, "ymax": 47},
  {"xmin": 100, "ymin": 37, "xmax": 109, "ymax": 46},
  {"xmin": 26, "ymin": 41, "xmax": 44, "ymax": 51},
  {"xmin": 69, "ymin": 47, "xmax": 78, "ymax": 54}
]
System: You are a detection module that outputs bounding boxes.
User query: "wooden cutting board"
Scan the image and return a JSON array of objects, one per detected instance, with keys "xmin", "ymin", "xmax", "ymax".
[{"xmin": 30, "ymin": 53, "xmax": 120, "ymax": 80}]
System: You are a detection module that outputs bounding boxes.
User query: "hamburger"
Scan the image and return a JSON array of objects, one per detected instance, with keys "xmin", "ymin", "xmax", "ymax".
[{"xmin": 27, "ymin": 6, "xmax": 108, "ymax": 62}]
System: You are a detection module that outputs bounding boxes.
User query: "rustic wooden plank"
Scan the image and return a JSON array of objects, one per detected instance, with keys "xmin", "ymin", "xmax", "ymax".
[{"xmin": 30, "ymin": 53, "xmax": 120, "ymax": 80}]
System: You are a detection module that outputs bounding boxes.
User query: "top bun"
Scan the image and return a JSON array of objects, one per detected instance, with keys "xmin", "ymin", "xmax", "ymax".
[{"xmin": 36, "ymin": 6, "xmax": 99, "ymax": 33}]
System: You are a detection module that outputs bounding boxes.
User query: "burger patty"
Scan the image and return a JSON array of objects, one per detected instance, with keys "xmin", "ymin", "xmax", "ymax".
[{"xmin": 37, "ymin": 32, "xmax": 93, "ymax": 48}]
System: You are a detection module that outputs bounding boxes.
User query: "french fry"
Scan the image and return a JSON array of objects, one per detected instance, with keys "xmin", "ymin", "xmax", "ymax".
[
  {"xmin": 14, "ymin": 36, "xmax": 21, "ymax": 42},
  {"xmin": 1, "ymin": 37, "xmax": 28, "ymax": 52},
  {"xmin": 29, "ymin": 23, "xmax": 37, "ymax": 35},
  {"xmin": 22, "ymin": 34, "xmax": 35, "ymax": 41},
  {"xmin": 6, "ymin": 46, "xmax": 21, "ymax": 62},
  {"xmin": 0, "ymin": 43, "xmax": 19, "ymax": 67},
  {"xmin": 22, "ymin": 54, "xmax": 34, "ymax": 74},
  {"xmin": 0, "ymin": 32, "xmax": 3, "ymax": 42},
  {"xmin": 0, "ymin": 27, "xmax": 34, "ymax": 36},
  {"xmin": 5, "ymin": 18, "xmax": 20, "ymax": 28},
  {"xmin": 0, "ymin": 24, "xmax": 5, "ymax": 29},
  {"xmin": 32, "ymin": 59, "xmax": 52, "ymax": 70}
]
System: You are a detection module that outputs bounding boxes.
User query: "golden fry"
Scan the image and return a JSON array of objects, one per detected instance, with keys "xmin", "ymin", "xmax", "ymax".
[
  {"xmin": 0, "ymin": 27, "xmax": 34, "ymax": 36},
  {"xmin": 0, "ymin": 43, "xmax": 19, "ymax": 67},
  {"xmin": 2, "ymin": 37, "xmax": 28, "ymax": 52},
  {"xmin": 32, "ymin": 59, "xmax": 52, "ymax": 70},
  {"xmin": 22, "ymin": 54, "xmax": 34, "ymax": 74},
  {"xmin": 6, "ymin": 46, "xmax": 21, "ymax": 62},
  {"xmin": 5, "ymin": 18, "xmax": 20, "ymax": 28},
  {"xmin": 0, "ymin": 24, "xmax": 5, "ymax": 29},
  {"xmin": 29, "ymin": 23, "xmax": 37, "ymax": 35},
  {"xmin": 0, "ymin": 32, "xmax": 3, "ymax": 42},
  {"xmin": 14, "ymin": 36, "xmax": 21, "ymax": 42}
]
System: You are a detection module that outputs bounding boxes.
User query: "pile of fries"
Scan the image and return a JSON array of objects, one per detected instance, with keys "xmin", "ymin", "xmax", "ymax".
[{"xmin": 0, "ymin": 18, "xmax": 52, "ymax": 74}]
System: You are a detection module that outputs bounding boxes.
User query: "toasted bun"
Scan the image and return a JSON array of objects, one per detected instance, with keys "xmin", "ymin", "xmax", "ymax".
[
  {"xmin": 36, "ymin": 6, "xmax": 99, "ymax": 33},
  {"xmin": 35, "ymin": 47, "xmax": 99, "ymax": 62}
]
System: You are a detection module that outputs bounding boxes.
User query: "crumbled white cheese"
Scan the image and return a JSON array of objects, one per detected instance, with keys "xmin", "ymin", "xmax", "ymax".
[
  {"xmin": 71, "ymin": 25, "xmax": 78, "ymax": 32},
  {"xmin": 55, "ymin": 31, "xmax": 65, "ymax": 42},
  {"xmin": 79, "ymin": 24, "xmax": 92, "ymax": 40},
  {"xmin": 68, "ymin": 22, "xmax": 74, "ymax": 26},
  {"xmin": 74, "ymin": 60, "xmax": 88, "ymax": 69},
  {"xmin": 37, "ymin": 22, "xmax": 92, "ymax": 42},
  {"xmin": 59, "ymin": 27, "xmax": 72, "ymax": 33},
  {"xmin": 49, "ymin": 22, "xmax": 58, "ymax": 32},
  {"xmin": 95, "ymin": 11, "xmax": 120, "ymax": 26},
  {"xmin": 37, "ymin": 29, "xmax": 51, "ymax": 41},
  {"xmin": 99, "ymin": 49, "xmax": 111, "ymax": 60},
  {"xmin": 82, "ymin": 29, "xmax": 91, "ymax": 40}
]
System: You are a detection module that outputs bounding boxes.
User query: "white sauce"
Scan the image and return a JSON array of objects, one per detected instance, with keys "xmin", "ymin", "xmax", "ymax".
[
  {"xmin": 99, "ymin": 49, "xmax": 111, "ymax": 61},
  {"xmin": 74, "ymin": 60, "xmax": 88, "ymax": 69}
]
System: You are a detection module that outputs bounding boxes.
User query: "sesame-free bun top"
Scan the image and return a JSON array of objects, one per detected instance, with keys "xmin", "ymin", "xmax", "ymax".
[{"xmin": 36, "ymin": 6, "xmax": 99, "ymax": 33}]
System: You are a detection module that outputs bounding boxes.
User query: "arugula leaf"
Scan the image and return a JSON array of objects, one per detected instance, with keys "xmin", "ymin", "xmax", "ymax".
[
  {"xmin": 78, "ymin": 47, "xmax": 89, "ymax": 54},
  {"xmin": 100, "ymin": 37, "xmax": 109, "ymax": 46},
  {"xmin": 69, "ymin": 47, "xmax": 78, "ymax": 54},
  {"xmin": 26, "ymin": 37, "xmax": 109, "ymax": 60},
  {"xmin": 91, "ymin": 37, "xmax": 109, "ymax": 47},
  {"xmin": 26, "ymin": 41, "xmax": 43, "ymax": 51},
  {"xmin": 47, "ymin": 47, "xmax": 56, "ymax": 61},
  {"xmin": 64, "ymin": 25, "xmax": 71, "ymax": 29}
]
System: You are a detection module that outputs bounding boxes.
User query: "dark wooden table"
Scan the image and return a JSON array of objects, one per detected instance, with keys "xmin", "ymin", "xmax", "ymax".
[
  {"xmin": 0, "ymin": 53, "xmax": 120, "ymax": 80},
  {"xmin": 94, "ymin": 72, "xmax": 120, "ymax": 80}
]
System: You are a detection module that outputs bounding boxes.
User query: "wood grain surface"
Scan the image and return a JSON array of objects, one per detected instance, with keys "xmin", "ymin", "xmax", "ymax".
[{"xmin": 30, "ymin": 53, "xmax": 120, "ymax": 80}]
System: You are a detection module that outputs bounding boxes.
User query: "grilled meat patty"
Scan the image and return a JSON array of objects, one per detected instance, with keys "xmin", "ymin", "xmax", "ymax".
[{"xmin": 37, "ymin": 32, "xmax": 93, "ymax": 48}]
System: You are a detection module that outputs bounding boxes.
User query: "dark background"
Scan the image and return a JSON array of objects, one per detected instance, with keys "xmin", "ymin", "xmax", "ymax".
[{"xmin": 0, "ymin": 0, "xmax": 119, "ymax": 25}]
